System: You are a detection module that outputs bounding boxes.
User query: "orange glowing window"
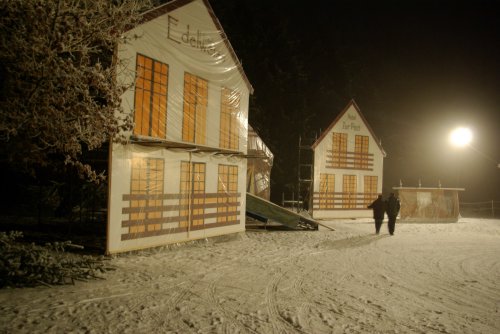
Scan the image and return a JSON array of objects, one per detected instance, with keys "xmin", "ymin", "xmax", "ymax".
[
  {"xmin": 332, "ymin": 133, "xmax": 347, "ymax": 168},
  {"xmin": 129, "ymin": 158, "xmax": 164, "ymax": 234},
  {"xmin": 179, "ymin": 162, "xmax": 206, "ymax": 227},
  {"xmin": 355, "ymin": 135, "xmax": 369, "ymax": 169},
  {"xmin": 319, "ymin": 173, "xmax": 335, "ymax": 209},
  {"xmin": 134, "ymin": 54, "xmax": 168, "ymax": 138},
  {"xmin": 182, "ymin": 73, "xmax": 208, "ymax": 144},
  {"xmin": 364, "ymin": 175, "xmax": 378, "ymax": 205},
  {"xmin": 220, "ymin": 88, "xmax": 240, "ymax": 150},
  {"xmin": 342, "ymin": 175, "xmax": 357, "ymax": 208},
  {"xmin": 217, "ymin": 164, "xmax": 238, "ymax": 223}
]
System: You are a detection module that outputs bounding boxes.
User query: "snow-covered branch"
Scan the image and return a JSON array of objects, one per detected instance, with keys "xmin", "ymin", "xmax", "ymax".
[{"xmin": 0, "ymin": 0, "xmax": 151, "ymax": 181}]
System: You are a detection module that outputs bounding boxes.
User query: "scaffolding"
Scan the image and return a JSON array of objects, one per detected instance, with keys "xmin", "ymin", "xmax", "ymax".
[{"xmin": 282, "ymin": 134, "xmax": 316, "ymax": 212}]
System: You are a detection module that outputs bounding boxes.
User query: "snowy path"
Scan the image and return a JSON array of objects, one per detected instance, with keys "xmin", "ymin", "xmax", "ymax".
[{"xmin": 1, "ymin": 218, "xmax": 499, "ymax": 333}]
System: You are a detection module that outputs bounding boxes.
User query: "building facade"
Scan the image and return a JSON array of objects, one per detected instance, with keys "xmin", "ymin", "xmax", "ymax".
[
  {"xmin": 107, "ymin": 0, "xmax": 252, "ymax": 254},
  {"xmin": 311, "ymin": 100, "xmax": 385, "ymax": 219}
]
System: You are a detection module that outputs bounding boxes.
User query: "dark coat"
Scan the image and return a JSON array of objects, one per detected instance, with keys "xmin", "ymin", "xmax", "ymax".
[
  {"xmin": 368, "ymin": 197, "xmax": 385, "ymax": 219},
  {"xmin": 386, "ymin": 195, "xmax": 401, "ymax": 217}
]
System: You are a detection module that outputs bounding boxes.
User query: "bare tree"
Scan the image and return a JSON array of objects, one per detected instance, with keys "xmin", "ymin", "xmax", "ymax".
[{"xmin": 0, "ymin": 0, "xmax": 150, "ymax": 182}]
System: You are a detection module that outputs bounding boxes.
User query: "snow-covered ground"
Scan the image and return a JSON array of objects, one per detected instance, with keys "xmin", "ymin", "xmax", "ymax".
[{"xmin": 1, "ymin": 218, "xmax": 499, "ymax": 334}]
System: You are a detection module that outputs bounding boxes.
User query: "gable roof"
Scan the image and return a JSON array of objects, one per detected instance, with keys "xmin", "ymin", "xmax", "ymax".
[
  {"xmin": 132, "ymin": 0, "xmax": 253, "ymax": 94},
  {"xmin": 311, "ymin": 99, "xmax": 386, "ymax": 155}
]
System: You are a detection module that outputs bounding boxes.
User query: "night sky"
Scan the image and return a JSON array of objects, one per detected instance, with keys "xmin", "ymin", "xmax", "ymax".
[{"xmin": 209, "ymin": 0, "xmax": 500, "ymax": 203}]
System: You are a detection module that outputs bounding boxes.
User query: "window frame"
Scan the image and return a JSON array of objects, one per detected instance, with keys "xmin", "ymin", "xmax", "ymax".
[
  {"xmin": 364, "ymin": 175, "xmax": 378, "ymax": 206},
  {"xmin": 129, "ymin": 157, "xmax": 165, "ymax": 233},
  {"xmin": 332, "ymin": 132, "xmax": 348, "ymax": 168},
  {"xmin": 342, "ymin": 174, "xmax": 357, "ymax": 208},
  {"xmin": 133, "ymin": 54, "xmax": 168, "ymax": 139},
  {"xmin": 219, "ymin": 87, "xmax": 241, "ymax": 150},
  {"xmin": 319, "ymin": 173, "xmax": 335, "ymax": 209},
  {"xmin": 182, "ymin": 72, "xmax": 208, "ymax": 145},
  {"xmin": 355, "ymin": 135, "xmax": 369, "ymax": 169},
  {"xmin": 217, "ymin": 164, "xmax": 239, "ymax": 223},
  {"xmin": 179, "ymin": 161, "xmax": 206, "ymax": 227}
]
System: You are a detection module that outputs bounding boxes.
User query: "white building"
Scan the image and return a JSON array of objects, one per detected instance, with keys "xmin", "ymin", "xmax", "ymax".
[
  {"xmin": 107, "ymin": 0, "xmax": 252, "ymax": 254},
  {"xmin": 311, "ymin": 100, "xmax": 386, "ymax": 219}
]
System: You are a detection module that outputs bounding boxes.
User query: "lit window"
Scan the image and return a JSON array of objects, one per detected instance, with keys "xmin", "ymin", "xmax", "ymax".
[
  {"xmin": 342, "ymin": 175, "xmax": 357, "ymax": 208},
  {"xmin": 332, "ymin": 133, "xmax": 347, "ymax": 167},
  {"xmin": 220, "ymin": 88, "xmax": 240, "ymax": 150},
  {"xmin": 355, "ymin": 135, "xmax": 369, "ymax": 169},
  {"xmin": 218, "ymin": 165, "xmax": 238, "ymax": 223},
  {"xmin": 319, "ymin": 174, "xmax": 335, "ymax": 209},
  {"xmin": 364, "ymin": 175, "xmax": 378, "ymax": 205},
  {"xmin": 180, "ymin": 162, "xmax": 206, "ymax": 227},
  {"xmin": 129, "ymin": 158, "xmax": 164, "ymax": 233},
  {"xmin": 134, "ymin": 54, "xmax": 168, "ymax": 138},
  {"xmin": 182, "ymin": 73, "xmax": 208, "ymax": 144}
]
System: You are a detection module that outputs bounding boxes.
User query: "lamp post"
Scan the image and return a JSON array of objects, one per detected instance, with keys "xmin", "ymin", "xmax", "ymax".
[{"xmin": 449, "ymin": 127, "xmax": 473, "ymax": 187}]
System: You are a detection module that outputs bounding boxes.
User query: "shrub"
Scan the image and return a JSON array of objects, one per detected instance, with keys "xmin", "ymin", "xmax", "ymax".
[{"xmin": 0, "ymin": 231, "xmax": 113, "ymax": 288}]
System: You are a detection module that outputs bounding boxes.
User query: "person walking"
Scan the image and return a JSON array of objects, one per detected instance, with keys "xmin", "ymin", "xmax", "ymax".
[
  {"xmin": 386, "ymin": 192, "xmax": 401, "ymax": 235},
  {"xmin": 368, "ymin": 195, "xmax": 385, "ymax": 234}
]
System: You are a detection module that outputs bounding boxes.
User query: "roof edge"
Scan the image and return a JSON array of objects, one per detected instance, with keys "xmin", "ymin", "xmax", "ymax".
[
  {"xmin": 311, "ymin": 99, "xmax": 385, "ymax": 155},
  {"xmin": 128, "ymin": 0, "xmax": 254, "ymax": 94}
]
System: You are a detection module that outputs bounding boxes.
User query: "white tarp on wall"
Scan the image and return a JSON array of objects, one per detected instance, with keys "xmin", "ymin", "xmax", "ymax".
[
  {"xmin": 107, "ymin": 0, "xmax": 251, "ymax": 254},
  {"xmin": 394, "ymin": 187, "xmax": 463, "ymax": 222}
]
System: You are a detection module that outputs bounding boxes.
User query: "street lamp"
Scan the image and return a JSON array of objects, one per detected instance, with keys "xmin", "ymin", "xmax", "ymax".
[
  {"xmin": 449, "ymin": 127, "xmax": 473, "ymax": 147},
  {"xmin": 448, "ymin": 127, "xmax": 473, "ymax": 188}
]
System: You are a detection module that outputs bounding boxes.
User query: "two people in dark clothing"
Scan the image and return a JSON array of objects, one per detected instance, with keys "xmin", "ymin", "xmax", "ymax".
[{"xmin": 368, "ymin": 193, "xmax": 401, "ymax": 235}]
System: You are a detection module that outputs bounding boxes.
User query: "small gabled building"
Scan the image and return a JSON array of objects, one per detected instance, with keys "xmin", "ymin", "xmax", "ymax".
[
  {"xmin": 311, "ymin": 100, "xmax": 386, "ymax": 219},
  {"xmin": 107, "ymin": 0, "xmax": 253, "ymax": 254},
  {"xmin": 393, "ymin": 186, "xmax": 464, "ymax": 222}
]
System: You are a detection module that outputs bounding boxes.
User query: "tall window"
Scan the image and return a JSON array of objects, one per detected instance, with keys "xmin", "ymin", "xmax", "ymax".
[
  {"xmin": 220, "ymin": 88, "xmax": 240, "ymax": 150},
  {"xmin": 355, "ymin": 135, "xmax": 369, "ymax": 169},
  {"xmin": 319, "ymin": 174, "xmax": 335, "ymax": 209},
  {"xmin": 217, "ymin": 165, "xmax": 238, "ymax": 223},
  {"xmin": 179, "ymin": 162, "xmax": 206, "ymax": 227},
  {"xmin": 134, "ymin": 54, "xmax": 168, "ymax": 138},
  {"xmin": 342, "ymin": 175, "xmax": 357, "ymax": 208},
  {"xmin": 364, "ymin": 176, "xmax": 378, "ymax": 205},
  {"xmin": 182, "ymin": 73, "xmax": 208, "ymax": 145},
  {"xmin": 332, "ymin": 133, "xmax": 347, "ymax": 167},
  {"xmin": 129, "ymin": 158, "xmax": 164, "ymax": 233}
]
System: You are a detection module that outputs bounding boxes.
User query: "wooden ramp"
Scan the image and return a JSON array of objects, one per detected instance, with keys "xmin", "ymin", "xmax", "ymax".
[{"xmin": 246, "ymin": 193, "xmax": 333, "ymax": 231}]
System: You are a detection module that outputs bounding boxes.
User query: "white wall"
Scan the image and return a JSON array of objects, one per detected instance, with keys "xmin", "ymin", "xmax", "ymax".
[
  {"xmin": 312, "ymin": 103, "xmax": 384, "ymax": 219},
  {"xmin": 116, "ymin": 0, "xmax": 250, "ymax": 153},
  {"xmin": 108, "ymin": 0, "xmax": 250, "ymax": 253},
  {"xmin": 108, "ymin": 146, "xmax": 246, "ymax": 254}
]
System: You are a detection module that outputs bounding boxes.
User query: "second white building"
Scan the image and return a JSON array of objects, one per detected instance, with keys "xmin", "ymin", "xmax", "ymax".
[{"xmin": 311, "ymin": 100, "xmax": 386, "ymax": 219}]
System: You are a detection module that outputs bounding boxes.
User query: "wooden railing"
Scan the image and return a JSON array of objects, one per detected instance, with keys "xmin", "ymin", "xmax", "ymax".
[
  {"xmin": 326, "ymin": 150, "xmax": 374, "ymax": 170},
  {"xmin": 121, "ymin": 192, "xmax": 241, "ymax": 240},
  {"xmin": 312, "ymin": 192, "xmax": 379, "ymax": 210}
]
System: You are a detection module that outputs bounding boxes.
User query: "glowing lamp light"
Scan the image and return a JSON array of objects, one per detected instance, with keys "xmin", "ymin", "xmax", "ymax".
[{"xmin": 449, "ymin": 127, "xmax": 472, "ymax": 147}]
